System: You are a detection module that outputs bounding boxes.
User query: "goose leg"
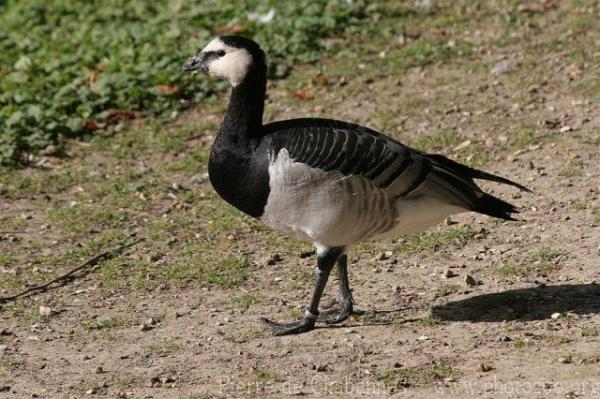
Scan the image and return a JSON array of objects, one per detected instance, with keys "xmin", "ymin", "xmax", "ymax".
[
  {"xmin": 318, "ymin": 254, "xmax": 356, "ymax": 324},
  {"xmin": 261, "ymin": 248, "xmax": 343, "ymax": 336}
]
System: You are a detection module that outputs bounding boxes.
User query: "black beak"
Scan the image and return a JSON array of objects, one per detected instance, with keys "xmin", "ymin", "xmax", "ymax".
[{"xmin": 182, "ymin": 53, "xmax": 208, "ymax": 72}]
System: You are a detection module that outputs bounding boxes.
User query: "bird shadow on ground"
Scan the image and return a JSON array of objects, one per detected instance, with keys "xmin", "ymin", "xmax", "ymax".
[{"xmin": 431, "ymin": 283, "xmax": 600, "ymax": 322}]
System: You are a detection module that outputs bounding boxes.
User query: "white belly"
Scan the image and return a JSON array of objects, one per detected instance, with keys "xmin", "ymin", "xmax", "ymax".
[{"xmin": 261, "ymin": 149, "xmax": 464, "ymax": 249}]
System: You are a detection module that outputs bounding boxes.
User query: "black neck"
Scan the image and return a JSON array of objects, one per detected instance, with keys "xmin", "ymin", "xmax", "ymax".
[
  {"xmin": 208, "ymin": 60, "xmax": 270, "ymax": 218},
  {"xmin": 219, "ymin": 63, "xmax": 267, "ymax": 144}
]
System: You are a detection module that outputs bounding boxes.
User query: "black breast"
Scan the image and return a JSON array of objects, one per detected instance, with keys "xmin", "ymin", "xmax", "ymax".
[{"xmin": 207, "ymin": 140, "xmax": 271, "ymax": 218}]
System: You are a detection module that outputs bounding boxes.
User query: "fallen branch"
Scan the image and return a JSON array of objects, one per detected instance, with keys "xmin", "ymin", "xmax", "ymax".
[{"xmin": 0, "ymin": 238, "xmax": 145, "ymax": 303}]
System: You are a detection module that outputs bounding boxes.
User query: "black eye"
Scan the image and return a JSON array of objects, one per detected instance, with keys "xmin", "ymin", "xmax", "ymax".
[{"xmin": 216, "ymin": 50, "xmax": 226, "ymax": 57}]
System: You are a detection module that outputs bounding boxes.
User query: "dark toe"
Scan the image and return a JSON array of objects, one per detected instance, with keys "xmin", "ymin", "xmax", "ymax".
[{"xmin": 260, "ymin": 317, "xmax": 315, "ymax": 336}]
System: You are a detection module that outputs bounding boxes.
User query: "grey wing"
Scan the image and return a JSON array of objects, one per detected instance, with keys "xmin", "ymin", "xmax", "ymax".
[
  {"xmin": 268, "ymin": 118, "xmax": 525, "ymax": 220},
  {"xmin": 273, "ymin": 122, "xmax": 480, "ymax": 211}
]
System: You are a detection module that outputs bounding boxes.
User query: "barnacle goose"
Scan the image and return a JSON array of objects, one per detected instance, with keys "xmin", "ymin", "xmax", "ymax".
[{"xmin": 182, "ymin": 36, "xmax": 531, "ymax": 336}]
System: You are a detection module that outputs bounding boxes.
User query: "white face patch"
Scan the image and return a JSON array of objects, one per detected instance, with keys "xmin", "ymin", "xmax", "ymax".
[{"xmin": 200, "ymin": 38, "xmax": 252, "ymax": 87}]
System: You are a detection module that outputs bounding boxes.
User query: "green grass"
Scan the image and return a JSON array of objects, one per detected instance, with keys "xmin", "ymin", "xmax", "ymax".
[
  {"xmin": 0, "ymin": 167, "xmax": 96, "ymax": 198},
  {"xmin": 0, "ymin": 275, "xmax": 26, "ymax": 292},
  {"xmin": 510, "ymin": 130, "xmax": 541, "ymax": 149},
  {"xmin": 497, "ymin": 248, "xmax": 564, "ymax": 278},
  {"xmin": 392, "ymin": 227, "xmax": 477, "ymax": 255},
  {"xmin": 414, "ymin": 130, "xmax": 463, "ymax": 151},
  {"xmin": 82, "ymin": 316, "xmax": 129, "ymax": 331},
  {"xmin": 512, "ymin": 338, "xmax": 529, "ymax": 350},
  {"xmin": 47, "ymin": 203, "xmax": 123, "ymax": 237},
  {"xmin": 117, "ymin": 375, "xmax": 138, "ymax": 389},
  {"xmin": 559, "ymin": 159, "xmax": 584, "ymax": 177},
  {"xmin": 574, "ymin": 76, "xmax": 600, "ymax": 101},
  {"xmin": 108, "ymin": 241, "xmax": 253, "ymax": 290},
  {"xmin": 392, "ymin": 37, "xmax": 473, "ymax": 70},
  {"xmin": 436, "ymin": 283, "xmax": 460, "ymax": 298},
  {"xmin": 253, "ymin": 368, "xmax": 279, "ymax": 382},
  {"xmin": 0, "ymin": 255, "xmax": 14, "ymax": 267},
  {"xmin": 411, "ymin": 129, "xmax": 492, "ymax": 167},
  {"xmin": 146, "ymin": 340, "xmax": 180, "ymax": 356},
  {"xmin": 570, "ymin": 201, "xmax": 588, "ymax": 211},
  {"xmin": 232, "ymin": 293, "xmax": 260, "ymax": 309},
  {"xmin": 291, "ymin": 268, "xmax": 313, "ymax": 282},
  {"xmin": 225, "ymin": 325, "xmax": 264, "ymax": 343},
  {"xmin": 581, "ymin": 325, "xmax": 600, "ymax": 337},
  {"xmin": 203, "ymin": 255, "xmax": 250, "ymax": 287},
  {"xmin": 421, "ymin": 314, "xmax": 444, "ymax": 326},
  {"xmin": 375, "ymin": 362, "xmax": 455, "ymax": 387},
  {"xmin": 0, "ymin": 355, "xmax": 18, "ymax": 376},
  {"xmin": 0, "ymin": 0, "xmax": 370, "ymax": 166}
]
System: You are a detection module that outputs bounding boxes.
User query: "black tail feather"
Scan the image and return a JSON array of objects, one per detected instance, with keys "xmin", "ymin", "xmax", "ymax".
[
  {"xmin": 476, "ymin": 193, "xmax": 520, "ymax": 221},
  {"xmin": 428, "ymin": 154, "xmax": 532, "ymax": 193},
  {"xmin": 469, "ymin": 168, "xmax": 532, "ymax": 193}
]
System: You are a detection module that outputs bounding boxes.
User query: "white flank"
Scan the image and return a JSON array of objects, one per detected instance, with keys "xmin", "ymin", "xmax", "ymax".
[{"xmin": 262, "ymin": 149, "xmax": 465, "ymax": 249}]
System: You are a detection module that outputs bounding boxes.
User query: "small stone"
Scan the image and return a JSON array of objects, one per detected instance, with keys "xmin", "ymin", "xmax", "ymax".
[
  {"xmin": 139, "ymin": 318, "xmax": 156, "ymax": 331},
  {"xmin": 299, "ymin": 250, "xmax": 315, "ymax": 259},
  {"xmin": 315, "ymin": 364, "xmax": 329, "ymax": 372},
  {"xmin": 374, "ymin": 252, "xmax": 389, "ymax": 261},
  {"xmin": 491, "ymin": 61, "xmax": 514, "ymax": 75},
  {"xmin": 559, "ymin": 125, "xmax": 572, "ymax": 133},
  {"xmin": 0, "ymin": 345, "xmax": 7, "ymax": 354},
  {"xmin": 464, "ymin": 275, "xmax": 477, "ymax": 286},
  {"xmin": 38, "ymin": 305, "xmax": 53, "ymax": 317},
  {"xmin": 189, "ymin": 173, "xmax": 209, "ymax": 185},
  {"xmin": 273, "ymin": 276, "xmax": 283, "ymax": 282},
  {"xmin": 558, "ymin": 356, "xmax": 572, "ymax": 364},
  {"xmin": 1, "ymin": 328, "xmax": 13, "ymax": 336},
  {"xmin": 445, "ymin": 217, "xmax": 458, "ymax": 226},
  {"xmin": 551, "ymin": 312, "xmax": 561, "ymax": 319},
  {"xmin": 146, "ymin": 253, "xmax": 163, "ymax": 262},
  {"xmin": 160, "ymin": 375, "xmax": 176, "ymax": 383},
  {"xmin": 478, "ymin": 363, "xmax": 493, "ymax": 372},
  {"xmin": 150, "ymin": 376, "xmax": 161, "ymax": 386},
  {"xmin": 305, "ymin": 360, "xmax": 328, "ymax": 372},
  {"xmin": 443, "ymin": 269, "xmax": 457, "ymax": 278},
  {"xmin": 267, "ymin": 254, "xmax": 283, "ymax": 265},
  {"xmin": 417, "ymin": 335, "xmax": 429, "ymax": 341},
  {"xmin": 416, "ymin": 0, "xmax": 432, "ymax": 11}
]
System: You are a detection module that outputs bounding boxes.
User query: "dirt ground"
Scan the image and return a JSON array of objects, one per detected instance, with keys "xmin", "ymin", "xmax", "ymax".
[{"xmin": 1, "ymin": 2, "xmax": 600, "ymax": 398}]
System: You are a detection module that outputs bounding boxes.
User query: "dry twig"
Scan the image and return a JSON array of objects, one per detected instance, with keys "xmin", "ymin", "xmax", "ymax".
[{"xmin": 0, "ymin": 238, "xmax": 144, "ymax": 303}]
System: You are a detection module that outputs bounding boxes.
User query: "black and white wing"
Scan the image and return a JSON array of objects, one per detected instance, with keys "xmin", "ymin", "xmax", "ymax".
[{"xmin": 266, "ymin": 118, "xmax": 529, "ymax": 221}]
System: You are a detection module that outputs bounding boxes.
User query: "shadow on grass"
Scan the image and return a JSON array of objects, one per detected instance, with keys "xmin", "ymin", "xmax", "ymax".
[{"xmin": 432, "ymin": 284, "xmax": 600, "ymax": 322}]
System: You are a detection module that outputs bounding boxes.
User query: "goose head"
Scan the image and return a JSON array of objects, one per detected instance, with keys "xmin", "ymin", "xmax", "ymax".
[{"xmin": 182, "ymin": 36, "xmax": 265, "ymax": 87}]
